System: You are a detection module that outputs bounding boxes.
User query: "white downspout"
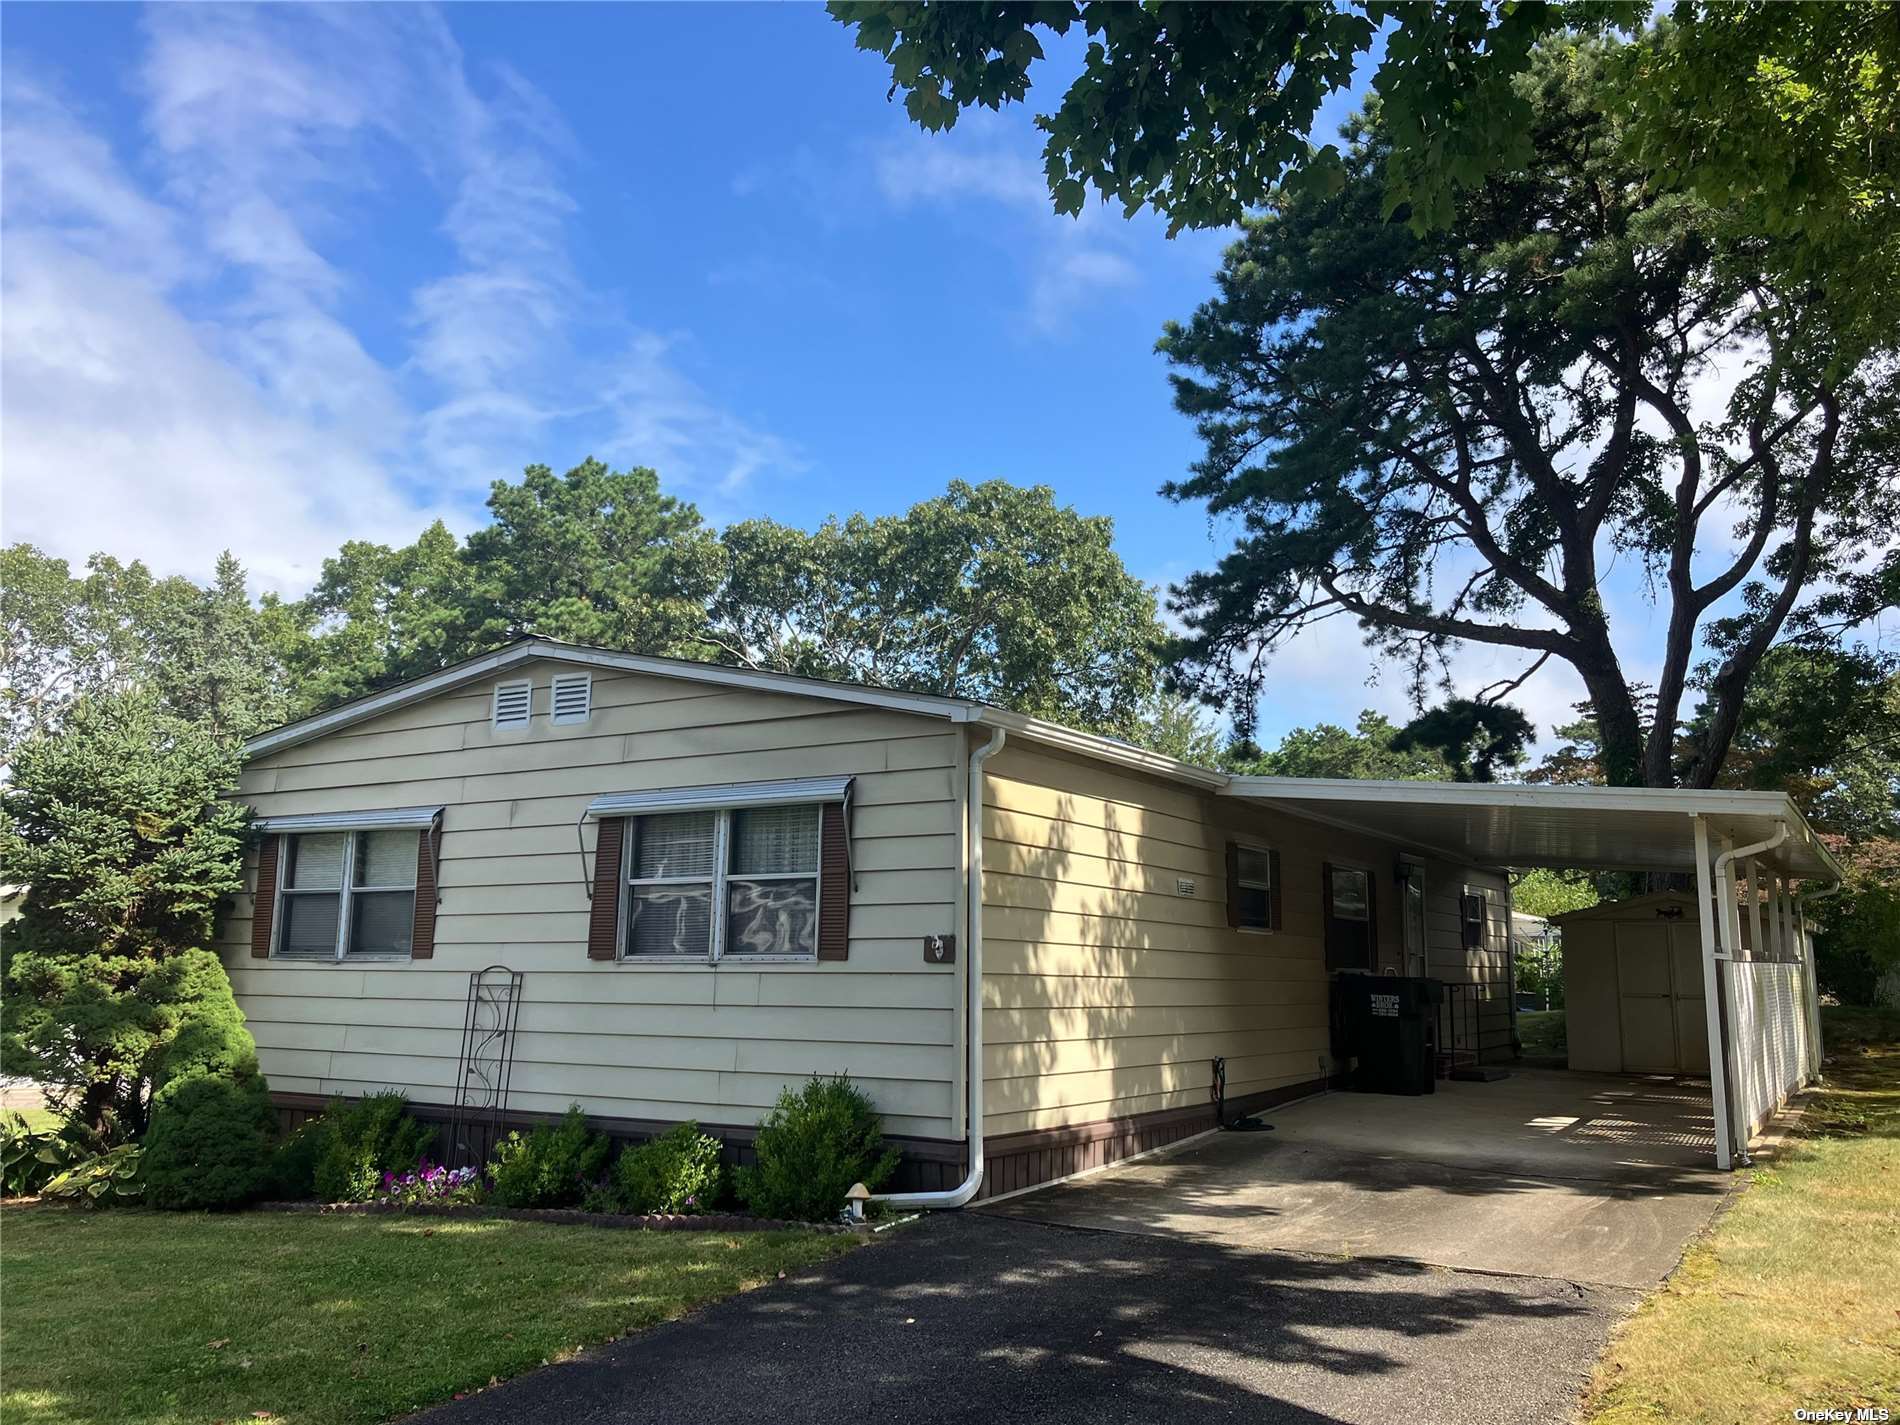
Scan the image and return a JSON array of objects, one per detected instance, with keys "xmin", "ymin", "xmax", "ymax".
[
  {"xmin": 874, "ymin": 724, "xmax": 1006, "ymax": 1210},
  {"xmin": 1708, "ymin": 822, "xmax": 1788, "ymax": 1165}
]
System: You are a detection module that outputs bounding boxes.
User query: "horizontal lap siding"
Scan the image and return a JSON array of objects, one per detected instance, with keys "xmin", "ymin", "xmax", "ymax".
[
  {"xmin": 980, "ymin": 745, "xmax": 1401, "ymax": 1138},
  {"xmin": 219, "ymin": 662, "xmax": 963, "ymax": 1139},
  {"xmin": 1422, "ymin": 862, "xmax": 1515, "ymax": 1060}
]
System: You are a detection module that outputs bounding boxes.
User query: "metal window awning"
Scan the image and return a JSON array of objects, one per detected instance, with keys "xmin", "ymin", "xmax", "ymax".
[
  {"xmin": 253, "ymin": 806, "xmax": 443, "ymax": 833},
  {"xmin": 585, "ymin": 776, "xmax": 854, "ymax": 820},
  {"xmin": 1220, "ymin": 778, "xmax": 1841, "ymax": 882}
]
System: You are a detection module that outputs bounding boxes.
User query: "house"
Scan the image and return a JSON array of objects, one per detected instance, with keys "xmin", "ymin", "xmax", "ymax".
[{"xmin": 221, "ymin": 638, "xmax": 1839, "ymax": 1198}]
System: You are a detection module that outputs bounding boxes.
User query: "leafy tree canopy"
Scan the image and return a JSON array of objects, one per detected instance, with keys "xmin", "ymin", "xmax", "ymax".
[
  {"xmin": 1160, "ymin": 40, "xmax": 1897, "ymax": 788},
  {"xmin": 705, "ymin": 479, "xmax": 1166, "ymax": 737},
  {"xmin": 0, "ymin": 692, "xmax": 249, "ymax": 1136},
  {"xmin": 2, "ymin": 547, "xmax": 289, "ymax": 761},
  {"xmin": 1235, "ymin": 709, "xmax": 1454, "ymax": 782},
  {"xmin": 830, "ymin": 3, "xmax": 1897, "ymax": 334}
]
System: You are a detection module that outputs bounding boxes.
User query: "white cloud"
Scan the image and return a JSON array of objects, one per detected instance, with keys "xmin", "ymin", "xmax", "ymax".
[
  {"xmin": 1, "ymin": 7, "xmax": 798, "ymax": 595},
  {"xmin": 867, "ymin": 119, "xmax": 1151, "ymax": 337}
]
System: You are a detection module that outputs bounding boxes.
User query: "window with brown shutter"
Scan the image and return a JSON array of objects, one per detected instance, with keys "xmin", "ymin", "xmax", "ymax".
[
  {"xmin": 587, "ymin": 795, "xmax": 850, "ymax": 964},
  {"xmin": 250, "ymin": 835, "xmax": 280, "ymax": 959},
  {"xmin": 588, "ymin": 816, "xmax": 626, "ymax": 960}
]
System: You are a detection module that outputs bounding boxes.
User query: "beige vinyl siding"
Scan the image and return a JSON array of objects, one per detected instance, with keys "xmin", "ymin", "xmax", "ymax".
[
  {"xmin": 218, "ymin": 661, "xmax": 964, "ymax": 1139},
  {"xmin": 979, "ymin": 743, "xmax": 1404, "ymax": 1137},
  {"xmin": 1422, "ymin": 862, "xmax": 1515, "ymax": 1061}
]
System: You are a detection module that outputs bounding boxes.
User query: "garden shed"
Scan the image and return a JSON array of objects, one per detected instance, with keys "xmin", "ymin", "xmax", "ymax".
[{"xmin": 1555, "ymin": 893, "xmax": 1711, "ymax": 1075}]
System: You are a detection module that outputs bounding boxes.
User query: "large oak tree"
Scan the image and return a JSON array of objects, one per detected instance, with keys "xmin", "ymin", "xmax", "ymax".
[{"xmin": 1158, "ymin": 42, "xmax": 1897, "ymax": 788}]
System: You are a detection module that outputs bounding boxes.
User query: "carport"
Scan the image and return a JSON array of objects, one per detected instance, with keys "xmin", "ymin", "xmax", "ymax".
[{"xmin": 1218, "ymin": 779, "xmax": 1842, "ymax": 1170}]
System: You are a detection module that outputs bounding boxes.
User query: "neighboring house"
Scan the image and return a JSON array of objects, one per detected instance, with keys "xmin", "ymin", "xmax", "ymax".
[{"xmin": 220, "ymin": 638, "xmax": 1836, "ymax": 1193}]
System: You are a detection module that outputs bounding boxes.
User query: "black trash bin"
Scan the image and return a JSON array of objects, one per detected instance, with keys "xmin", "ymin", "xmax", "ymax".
[{"xmin": 1331, "ymin": 975, "xmax": 1442, "ymax": 1095}]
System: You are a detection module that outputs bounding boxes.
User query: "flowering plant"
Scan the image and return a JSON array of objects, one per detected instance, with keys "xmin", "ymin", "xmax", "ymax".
[{"xmin": 378, "ymin": 1159, "xmax": 483, "ymax": 1206}]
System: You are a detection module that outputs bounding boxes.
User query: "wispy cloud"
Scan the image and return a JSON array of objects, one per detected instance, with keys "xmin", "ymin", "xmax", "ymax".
[
  {"xmin": 868, "ymin": 121, "xmax": 1143, "ymax": 336},
  {"xmin": 1, "ymin": 6, "xmax": 797, "ymax": 594}
]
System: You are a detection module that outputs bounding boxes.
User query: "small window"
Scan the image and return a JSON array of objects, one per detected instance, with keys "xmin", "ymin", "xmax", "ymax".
[
  {"xmin": 550, "ymin": 672, "xmax": 591, "ymax": 725},
  {"xmin": 492, "ymin": 678, "xmax": 532, "ymax": 731},
  {"xmin": 623, "ymin": 803, "xmax": 821, "ymax": 962},
  {"xmin": 1231, "ymin": 845, "xmax": 1274, "ymax": 930},
  {"xmin": 1324, "ymin": 864, "xmax": 1375, "ymax": 972},
  {"xmin": 277, "ymin": 829, "xmax": 418, "ymax": 960},
  {"xmin": 1460, "ymin": 891, "xmax": 1487, "ymax": 949}
]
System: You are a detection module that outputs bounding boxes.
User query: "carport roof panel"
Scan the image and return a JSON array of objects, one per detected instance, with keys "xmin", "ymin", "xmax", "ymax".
[{"xmin": 1220, "ymin": 778, "xmax": 1841, "ymax": 880}]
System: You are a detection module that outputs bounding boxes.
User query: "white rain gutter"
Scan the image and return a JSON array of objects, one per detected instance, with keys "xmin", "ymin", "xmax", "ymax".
[{"xmin": 873, "ymin": 724, "xmax": 1007, "ymax": 1210}]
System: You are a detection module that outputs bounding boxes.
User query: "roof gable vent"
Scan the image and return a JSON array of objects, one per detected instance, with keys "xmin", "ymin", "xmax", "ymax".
[
  {"xmin": 550, "ymin": 672, "xmax": 592, "ymax": 725},
  {"xmin": 492, "ymin": 678, "xmax": 532, "ymax": 731}
]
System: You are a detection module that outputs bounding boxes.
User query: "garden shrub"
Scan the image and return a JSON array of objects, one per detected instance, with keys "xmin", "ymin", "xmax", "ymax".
[
  {"xmin": 486, "ymin": 1105, "xmax": 610, "ymax": 1208},
  {"xmin": 265, "ymin": 1117, "xmax": 330, "ymax": 1199},
  {"xmin": 139, "ymin": 961, "xmax": 277, "ymax": 1210},
  {"xmin": 736, "ymin": 1075, "xmax": 898, "ymax": 1222},
  {"xmin": 310, "ymin": 1092, "xmax": 435, "ymax": 1203},
  {"xmin": 0, "ymin": 1112, "xmax": 82, "ymax": 1196},
  {"xmin": 142, "ymin": 1074, "xmax": 275, "ymax": 1209},
  {"xmin": 40, "ymin": 1143, "xmax": 143, "ymax": 1205},
  {"xmin": 605, "ymin": 1122, "xmax": 725, "ymax": 1214}
]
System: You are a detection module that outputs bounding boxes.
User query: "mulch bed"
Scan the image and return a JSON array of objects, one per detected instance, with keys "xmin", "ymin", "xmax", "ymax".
[{"xmin": 252, "ymin": 1199, "xmax": 868, "ymax": 1233}]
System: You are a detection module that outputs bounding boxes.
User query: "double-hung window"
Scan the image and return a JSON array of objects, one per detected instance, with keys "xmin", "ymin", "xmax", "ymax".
[
  {"xmin": 624, "ymin": 805, "xmax": 821, "ymax": 960},
  {"xmin": 587, "ymin": 777, "xmax": 849, "ymax": 965},
  {"xmin": 253, "ymin": 808, "xmax": 439, "ymax": 963}
]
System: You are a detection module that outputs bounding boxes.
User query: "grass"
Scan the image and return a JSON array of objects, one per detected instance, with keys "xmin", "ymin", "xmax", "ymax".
[
  {"xmin": 3, "ymin": 1107, "xmax": 65, "ymax": 1134},
  {"xmin": 1580, "ymin": 1005, "xmax": 1900, "ymax": 1424},
  {"xmin": 0, "ymin": 1208, "xmax": 863, "ymax": 1425},
  {"xmin": 1516, "ymin": 1008, "xmax": 1566, "ymax": 1060}
]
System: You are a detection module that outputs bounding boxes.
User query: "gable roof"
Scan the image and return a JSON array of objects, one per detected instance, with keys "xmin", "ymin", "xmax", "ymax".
[
  {"xmin": 242, "ymin": 637, "xmax": 1229, "ymax": 788},
  {"xmin": 243, "ymin": 637, "xmax": 1841, "ymax": 884}
]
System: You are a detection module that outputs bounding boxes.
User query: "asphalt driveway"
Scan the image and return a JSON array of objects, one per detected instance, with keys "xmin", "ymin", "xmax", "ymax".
[{"xmin": 412, "ymin": 1213, "xmax": 1636, "ymax": 1425}]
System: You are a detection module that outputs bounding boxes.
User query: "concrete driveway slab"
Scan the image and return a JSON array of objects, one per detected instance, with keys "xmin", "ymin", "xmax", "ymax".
[
  {"xmin": 986, "ymin": 1072, "xmax": 1734, "ymax": 1289},
  {"xmin": 411, "ymin": 1213, "xmax": 1639, "ymax": 1425}
]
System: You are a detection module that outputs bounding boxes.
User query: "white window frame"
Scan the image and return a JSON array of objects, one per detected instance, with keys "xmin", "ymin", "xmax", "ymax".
[
  {"xmin": 274, "ymin": 827, "xmax": 420, "ymax": 963},
  {"xmin": 492, "ymin": 678, "xmax": 532, "ymax": 732},
  {"xmin": 1232, "ymin": 840, "xmax": 1275, "ymax": 934},
  {"xmin": 619, "ymin": 803, "xmax": 823, "ymax": 966},
  {"xmin": 550, "ymin": 671, "xmax": 592, "ymax": 726}
]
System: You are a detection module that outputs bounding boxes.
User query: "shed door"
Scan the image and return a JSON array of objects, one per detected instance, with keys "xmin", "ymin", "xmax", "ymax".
[
  {"xmin": 1668, "ymin": 924, "xmax": 1710, "ymax": 1073},
  {"xmin": 1615, "ymin": 923, "xmax": 1680, "ymax": 1072}
]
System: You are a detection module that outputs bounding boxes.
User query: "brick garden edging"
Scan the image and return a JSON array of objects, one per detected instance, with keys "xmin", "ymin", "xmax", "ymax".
[{"xmin": 252, "ymin": 1199, "xmax": 868, "ymax": 1234}]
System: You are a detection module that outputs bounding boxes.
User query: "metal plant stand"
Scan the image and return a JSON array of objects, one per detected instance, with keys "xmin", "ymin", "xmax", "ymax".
[{"xmin": 446, "ymin": 966, "xmax": 524, "ymax": 1168}]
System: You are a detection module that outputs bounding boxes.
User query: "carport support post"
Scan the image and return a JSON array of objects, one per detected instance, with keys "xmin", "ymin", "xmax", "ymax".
[{"xmin": 1691, "ymin": 815, "xmax": 1736, "ymax": 1171}]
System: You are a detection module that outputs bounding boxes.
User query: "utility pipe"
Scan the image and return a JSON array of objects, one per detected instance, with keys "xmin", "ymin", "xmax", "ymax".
[
  {"xmin": 874, "ymin": 725, "xmax": 1007, "ymax": 1209},
  {"xmin": 1707, "ymin": 822, "xmax": 1789, "ymax": 1165}
]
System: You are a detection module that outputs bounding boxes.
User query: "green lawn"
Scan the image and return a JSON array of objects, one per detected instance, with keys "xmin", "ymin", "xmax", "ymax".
[
  {"xmin": 1580, "ymin": 1005, "xmax": 1900, "ymax": 1423},
  {"xmin": 1516, "ymin": 1008, "xmax": 1566, "ymax": 1060},
  {"xmin": 0, "ymin": 1209, "xmax": 863, "ymax": 1425}
]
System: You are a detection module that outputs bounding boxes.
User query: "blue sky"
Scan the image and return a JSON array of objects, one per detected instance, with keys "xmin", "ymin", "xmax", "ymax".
[{"xmin": 2, "ymin": 2, "xmax": 1661, "ymax": 746}]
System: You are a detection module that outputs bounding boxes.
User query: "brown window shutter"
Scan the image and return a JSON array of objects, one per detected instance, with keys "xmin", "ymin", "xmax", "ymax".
[
  {"xmin": 250, "ymin": 835, "xmax": 280, "ymax": 959},
  {"xmin": 818, "ymin": 802, "xmax": 849, "ymax": 961},
  {"xmin": 1224, "ymin": 841, "xmax": 1242, "ymax": 927},
  {"xmin": 1268, "ymin": 848, "xmax": 1283, "ymax": 931},
  {"xmin": 411, "ymin": 826, "xmax": 438, "ymax": 960},
  {"xmin": 588, "ymin": 817, "xmax": 626, "ymax": 961}
]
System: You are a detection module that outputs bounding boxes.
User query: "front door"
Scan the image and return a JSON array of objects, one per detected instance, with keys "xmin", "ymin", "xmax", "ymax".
[{"xmin": 1402, "ymin": 864, "xmax": 1429, "ymax": 978}]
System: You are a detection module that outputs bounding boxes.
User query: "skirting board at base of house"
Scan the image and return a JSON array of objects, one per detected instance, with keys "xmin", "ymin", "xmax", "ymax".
[{"xmin": 269, "ymin": 1077, "xmax": 1331, "ymax": 1203}]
